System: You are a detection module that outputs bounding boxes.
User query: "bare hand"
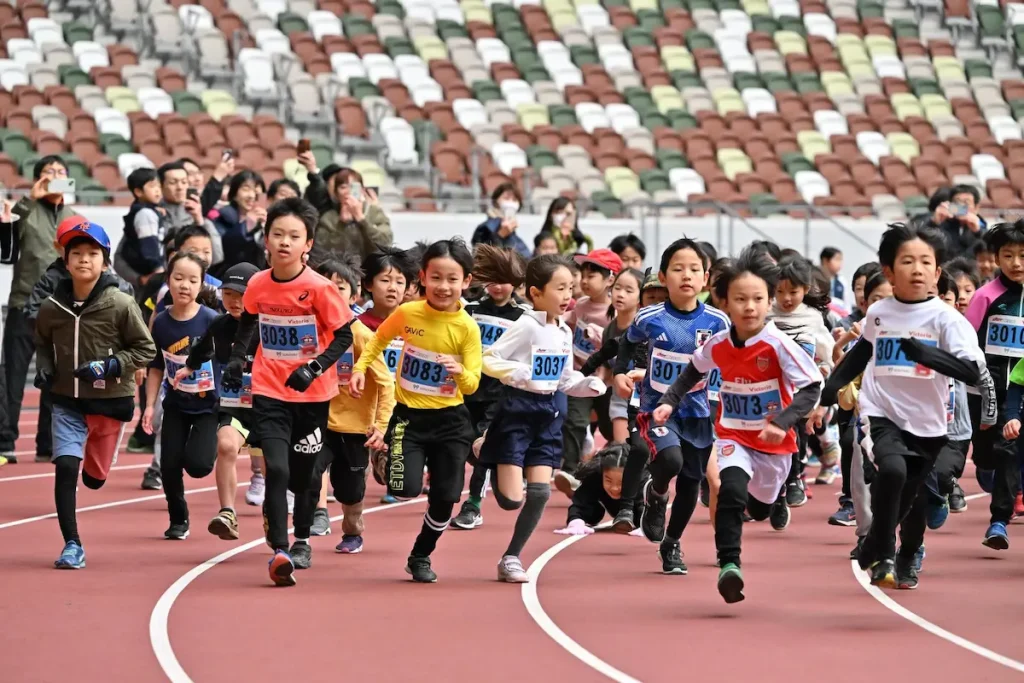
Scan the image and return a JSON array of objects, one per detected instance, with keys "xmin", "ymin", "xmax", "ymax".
[
  {"xmin": 934, "ymin": 202, "xmax": 952, "ymax": 223},
  {"xmin": 184, "ymin": 197, "xmax": 203, "ymax": 223},
  {"xmin": 613, "ymin": 373, "xmax": 633, "ymax": 400},
  {"xmin": 962, "ymin": 212, "xmax": 982, "ymax": 233},
  {"xmin": 297, "ymin": 150, "xmax": 318, "ymax": 173},
  {"xmin": 30, "ymin": 177, "xmax": 50, "ymax": 201},
  {"xmin": 344, "ymin": 194, "xmax": 364, "ymax": 221},
  {"xmin": 365, "ymin": 426, "xmax": 386, "ymax": 451},
  {"xmin": 652, "ymin": 404, "xmax": 672, "ymax": 425},
  {"xmin": 437, "ymin": 354, "xmax": 463, "ymax": 375},
  {"xmin": 171, "ymin": 366, "xmax": 192, "ymax": 389},
  {"xmin": 249, "ymin": 206, "xmax": 267, "ymax": 225},
  {"xmin": 0, "ymin": 198, "xmax": 13, "ymax": 223},
  {"xmin": 214, "ymin": 156, "xmax": 235, "ymax": 181},
  {"xmin": 805, "ymin": 406, "xmax": 828, "ymax": 434},
  {"xmin": 759, "ymin": 422, "xmax": 787, "ymax": 444},
  {"xmin": 142, "ymin": 406, "xmax": 155, "ymax": 434},
  {"xmin": 348, "ymin": 371, "xmax": 366, "ymax": 398},
  {"xmin": 1003, "ymin": 419, "xmax": 1021, "ymax": 440}
]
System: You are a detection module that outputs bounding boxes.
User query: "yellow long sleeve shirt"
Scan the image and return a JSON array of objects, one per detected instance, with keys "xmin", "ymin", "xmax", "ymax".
[
  {"xmin": 353, "ymin": 300, "xmax": 482, "ymax": 410},
  {"xmin": 329, "ymin": 320, "xmax": 395, "ymax": 434}
]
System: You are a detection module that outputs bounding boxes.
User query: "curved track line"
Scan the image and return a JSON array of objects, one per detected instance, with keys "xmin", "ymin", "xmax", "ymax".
[
  {"xmin": 521, "ymin": 529, "xmax": 641, "ymax": 683},
  {"xmin": 150, "ymin": 492, "xmax": 465, "ymax": 683}
]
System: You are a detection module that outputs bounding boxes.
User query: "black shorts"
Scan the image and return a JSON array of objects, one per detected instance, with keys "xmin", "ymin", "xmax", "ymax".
[
  {"xmin": 250, "ymin": 395, "xmax": 330, "ymax": 456},
  {"xmin": 322, "ymin": 430, "xmax": 370, "ymax": 505},
  {"xmin": 466, "ymin": 398, "xmax": 502, "ymax": 439},
  {"xmin": 384, "ymin": 403, "xmax": 473, "ymax": 504}
]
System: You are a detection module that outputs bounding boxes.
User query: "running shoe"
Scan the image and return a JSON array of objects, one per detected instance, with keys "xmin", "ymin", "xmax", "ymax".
[
  {"xmin": 815, "ymin": 465, "xmax": 839, "ymax": 486},
  {"xmin": 310, "ymin": 508, "xmax": 331, "ymax": 536},
  {"xmin": 769, "ymin": 497, "xmax": 790, "ymax": 531},
  {"xmin": 828, "ymin": 499, "xmax": 856, "ymax": 527},
  {"xmin": 335, "ymin": 534, "xmax": 363, "ymax": 554},
  {"xmin": 912, "ymin": 544, "xmax": 925, "ymax": 573},
  {"xmin": 245, "ymin": 473, "xmax": 265, "ymax": 506},
  {"xmin": 164, "ymin": 521, "xmax": 190, "ymax": 540},
  {"xmin": 869, "ymin": 559, "xmax": 896, "ymax": 588},
  {"xmin": 268, "ymin": 550, "xmax": 296, "ymax": 586},
  {"xmin": 639, "ymin": 479, "xmax": 668, "ymax": 543},
  {"xmin": 405, "ymin": 555, "xmax": 437, "ymax": 583},
  {"xmin": 553, "ymin": 471, "xmax": 580, "ymax": 499},
  {"xmin": 0, "ymin": 454, "xmax": 7, "ymax": 468},
  {"xmin": 141, "ymin": 468, "xmax": 162, "ymax": 490},
  {"xmin": 785, "ymin": 479, "xmax": 808, "ymax": 507},
  {"xmin": 850, "ymin": 537, "xmax": 864, "ymax": 560},
  {"xmin": 611, "ymin": 507, "xmax": 635, "ymax": 534},
  {"xmin": 35, "ymin": 453, "xmax": 51, "ymax": 463},
  {"xmin": 949, "ymin": 481, "xmax": 967, "ymax": 513},
  {"xmin": 1, "ymin": 451, "xmax": 16, "ymax": 464},
  {"xmin": 126, "ymin": 435, "xmax": 154, "ymax": 454},
  {"xmin": 286, "ymin": 490, "xmax": 295, "ymax": 515},
  {"xmin": 659, "ymin": 540, "xmax": 687, "ymax": 575},
  {"xmin": 289, "ymin": 541, "xmax": 312, "ymax": 569},
  {"xmin": 380, "ymin": 493, "xmax": 399, "ymax": 504},
  {"xmin": 717, "ymin": 563, "xmax": 745, "ymax": 604},
  {"xmin": 207, "ymin": 508, "xmax": 239, "ymax": 540},
  {"xmin": 497, "ymin": 555, "xmax": 529, "ymax": 583},
  {"xmin": 802, "ymin": 473, "xmax": 814, "ymax": 500},
  {"xmin": 926, "ymin": 497, "xmax": 949, "ymax": 530},
  {"xmin": 1014, "ymin": 493, "xmax": 1024, "ymax": 519},
  {"xmin": 54, "ymin": 540, "xmax": 85, "ymax": 569},
  {"xmin": 699, "ymin": 478, "xmax": 710, "ymax": 508},
  {"xmin": 983, "ymin": 522, "xmax": 1010, "ymax": 550},
  {"xmin": 451, "ymin": 501, "xmax": 483, "ymax": 530},
  {"xmin": 895, "ymin": 557, "xmax": 918, "ymax": 590}
]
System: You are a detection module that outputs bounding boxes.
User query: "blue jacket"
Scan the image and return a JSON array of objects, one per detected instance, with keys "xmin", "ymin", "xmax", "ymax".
[{"xmin": 471, "ymin": 216, "xmax": 531, "ymax": 260}]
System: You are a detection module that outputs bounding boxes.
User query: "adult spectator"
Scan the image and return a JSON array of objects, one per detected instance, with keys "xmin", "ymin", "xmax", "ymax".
[
  {"xmin": 541, "ymin": 197, "xmax": 593, "ymax": 255},
  {"xmin": 268, "ymin": 178, "xmax": 300, "ymax": 201},
  {"xmin": 295, "ymin": 148, "xmax": 342, "ymax": 216},
  {"xmin": 157, "ymin": 161, "xmax": 223, "ymax": 266},
  {"xmin": 0, "ymin": 156, "xmax": 79, "ymax": 463},
  {"xmin": 211, "ymin": 170, "xmax": 267, "ymax": 274},
  {"xmin": 926, "ymin": 185, "xmax": 986, "ymax": 252},
  {"xmin": 315, "ymin": 167, "xmax": 393, "ymax": 261},
  {"xmin": 471, "ymin": 182, "xmax": 531, "ymax": 259},
  {"xmin": 181, "ymin": 155, "xmax": 235, "ymax": 217},
  {"xmin": 609, "ymin": 233, "xmax": 646, "ymax": 269}
]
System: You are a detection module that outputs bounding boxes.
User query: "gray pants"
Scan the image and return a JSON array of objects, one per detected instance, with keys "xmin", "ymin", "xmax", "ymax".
[{"xmin": 851, "ymin": 416, "xmax": 872, "ymax": 539}]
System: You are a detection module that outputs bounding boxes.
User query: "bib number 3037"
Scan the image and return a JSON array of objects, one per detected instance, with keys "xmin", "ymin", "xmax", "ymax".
[{"xmin": 259, "ymin": 313, "xmax": 318, "ymax": 360}]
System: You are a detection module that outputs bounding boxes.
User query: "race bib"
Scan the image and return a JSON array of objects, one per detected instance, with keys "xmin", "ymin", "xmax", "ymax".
[
  {"xmin": 220, "ymin": 373, "xmax": 252, "ymax": 408},
  {"xmin": 648, "ymin": 347, "xmax": 705, "ymax": 394},
  {"xmin": 474, "ymin": 314, "xmax": 513, "ymax": 348},
  {"xmin": 873, "ymin": 329, "xmax": 937, "ymax": 379},
  {"xmin": 573, "ymin": 325, "xmax": 597, "ymax": 359},
  {"xmin": 336, "ymin": 346, "xmax": 354, "ymax": 387},
  {"xmin": 718, "ymin": 379, "xmax": 782, "ymax": 430},
  {"xmin": 530, "ymin": 346, "xmax": 568, "ymax": 391},
  {"xmin": 259, "ymin": 313, "xmax": 318, "ymax": 360},
  {"xmin": 986, "ymin": 315, "xmax": 1024, "ymax": 358},
  {"xmin": 707, "ymin": 367, "xmax": 722, "ymax": 402},
  {"xmin": 383, "ymin": 339, "xmax": 404, "ymax": 376},
  {"xmin": 163, "ymin": 352, "xmax": 215, "ymax": 394},
  {"xmin": 399, "ymin": 343, "xmax": 458, "ymax": 397}
]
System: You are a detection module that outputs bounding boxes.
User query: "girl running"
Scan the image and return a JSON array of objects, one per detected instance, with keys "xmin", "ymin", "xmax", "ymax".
[
  {"xmin": 598, "ymin": 267, "xmax": 642, "ymax": 444},
  {"xmin": 474, "ymin": 251, "xmax": 606, "ymax": 582},
  {"xmin": 654, "ymin": 248, "xmax": 823, "ymax": 603},
  {"xmin": 350, "ymin": 238, "xmax": 482, "ymax": 583},
  {"xmin": 553, "ymin": 443, "xmax": 649, "ymax": 539},
  {"xmin": 144, "ymin": 252, "xmax": 220, "ymax": 540}
]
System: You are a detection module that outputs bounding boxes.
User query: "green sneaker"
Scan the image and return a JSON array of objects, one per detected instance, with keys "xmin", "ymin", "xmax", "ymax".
[{"xmin": 717, "ymin": 563, "xmax": 745, "ymax": 604}]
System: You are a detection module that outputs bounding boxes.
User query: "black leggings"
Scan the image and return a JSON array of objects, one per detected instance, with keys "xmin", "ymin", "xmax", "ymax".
[
  {"xmin": 649, "ymin": 443, "xmax": 708, "ymax": 542},
  {"xmin": 160, "ymin": 408, "xmax": 218, "ymax": 525},
  {"xmin": 620, "ymin": 423, "xmax": 651, "ymax": 502},
  {"xmin": 715, "ymin": 468, "xmax": 777, "ymax": 567}
]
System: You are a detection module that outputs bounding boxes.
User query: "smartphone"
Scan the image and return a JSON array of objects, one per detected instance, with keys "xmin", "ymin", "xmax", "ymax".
[
  {"xmin": 366, "ymin": 186, "xmax": 378, "ymax": 196},
  {"xmin": 350, "ymin": 182, "xmax": 362, "ymax": 201},
  {"xmin": 297, "ymin": 138, "xmax": 311, "ymax": 155},
  {"xmin": 953, "ymin": 202, "xmax": 968, "ymax": 217},
  {"xmin": 49, "ymin": 178, "xmax": 75, "ymax": 194},
  {"xmin": 186, "ymin": 187, "xmax": 200, "ymax": 201},
  {"xmin": 221, "ymin": 149, "xmax": 233, "ymax": 162}
]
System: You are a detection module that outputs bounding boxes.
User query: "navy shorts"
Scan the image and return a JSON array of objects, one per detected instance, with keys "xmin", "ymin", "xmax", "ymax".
[
  {"xmin": 636, "ymin": 412, "xmax": 710, "ymax": 481},
  {"xmin": 480, "ymin": 388, "xmax": 567, "ymax": 469}
]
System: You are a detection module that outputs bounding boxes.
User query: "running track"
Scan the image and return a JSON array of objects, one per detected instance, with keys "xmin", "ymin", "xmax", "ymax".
[{"xmin": 2, "ymin": 390, "xmax": 1023, "ymax": 682}]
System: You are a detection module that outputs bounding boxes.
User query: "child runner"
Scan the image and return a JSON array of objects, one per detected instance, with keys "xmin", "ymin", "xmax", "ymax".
[
  {"xmin": 553, "ymin": 443, "xmax": 648, "ymax": 536},
  {"xmin": 349, "ymin": 238, "xmax": 481, "ymax": 583},
  {"xmin": 474, "ymin": 251, "xmax": 606, "ymax": 582},
  {"xmin": 812, "ymin": 223, "xmax": 993, "ymax": 588},
  {"xmin": 595, "ymin": 267, "xmax": 642, "ymax": 444},
  {"xmin": 452, "ymin": 245, "xmax": 527, "ymax": 530},
  {"xmin": 612, "ymin": 239, "xmax": 730, "ymax": 574},
  {"xmin": 143, "ymin": 252, "xmax": 220, "ymax": 540},
  {"xmin": 653, "ymin": 248, "xmax": 823, "ymax": 603},
  {"xmin": 177, "ymin": 262, "xmax": 261, "ymax": 540},
  {"xmin": 221, "ymin": 197, "xmax": 353, "ymax": 585},
  {"xmin": 36, "ymin": 222, "xmax": 156, "ymax": 568}
]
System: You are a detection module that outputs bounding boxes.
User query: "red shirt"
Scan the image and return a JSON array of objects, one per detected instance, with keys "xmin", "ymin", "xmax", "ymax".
[
  {"xmin": 244, "ymin": 267, "xmax": 352, "ymax": 403},
  {"xmin": 358, "ymin": 309, "xmax": 386, "ymax": 331}
]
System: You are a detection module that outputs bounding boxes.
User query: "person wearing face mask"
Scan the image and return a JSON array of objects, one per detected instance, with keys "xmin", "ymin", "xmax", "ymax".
[
  {"xmin": 471, "ymin": 183, "xmax": 531, "ymax": 260},
  {"xmin": 314, "ymin": 168, "xmax": 393, "ymax": 261},
  {"xmin": 211, "ymin": 171, "xmax": 268, "ymax": 276},
  {"xmin": 542, "ymin": 197, "xmax": 593, "ymax": 256}
]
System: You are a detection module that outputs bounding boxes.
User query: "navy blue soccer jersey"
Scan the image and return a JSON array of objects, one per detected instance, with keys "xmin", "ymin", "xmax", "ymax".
[{"xmin": 627, "ymin": 301, "xmax": 730, "ymax": 415}]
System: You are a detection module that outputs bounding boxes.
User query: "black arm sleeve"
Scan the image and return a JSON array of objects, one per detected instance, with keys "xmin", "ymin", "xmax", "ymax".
[
  {"xmin": 303, "ymin": 172, "xmax": 334, "ymax": 216},
  {"xmin": 821, "ymin": 338, "xmax": 872, "ymax": 405},
  {"xmin": 900, "ymin": 337, "xmax": 981, "ymax": 385},
  {"xmin": 581, "ymin": 336, "xmax": 620, "ymax": 376},
  {"xmin": 657, "ymin": 363, "xmax": 705, "ymax": 410},
  {"xmin": 612, "ymin": 336, "xmax": 639, "ymax": 375},
  {"xmin": 200, "ymin": 176, "xmax": 223, "ymax": 218},
  {"xmin": 314, "ymin": 319, "xmax": 355, "ymax": 368},
  {"xmin": 566, "ymin": 475, "xmax": 608, "ymax": 526},
  {"xmin": 228, "ymin": 311, "xmax": 258, "ymax": 365},
  {"xmin": 185, "ymin": 314, "xmax": 229, "ymax": 370},
  {"xmin": 0, "ymin": 219, "xmax": 19, "ymax": 264},
  {"xmin": 772, "ymin": 381, "xmax": 822, "ymax": 430}
]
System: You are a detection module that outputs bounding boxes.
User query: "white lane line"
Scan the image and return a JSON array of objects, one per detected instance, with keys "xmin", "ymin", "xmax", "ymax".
[
  {"xmin": 150, "ymin": 492, "xmax": 461, "ymax": 683},
  {"xmin": 0, "ymin": 455, "xmax": 251, "ymax": 484},
  {"xmin": 522, "ymin": 531, "xmax": 642, "ymax": 683}
]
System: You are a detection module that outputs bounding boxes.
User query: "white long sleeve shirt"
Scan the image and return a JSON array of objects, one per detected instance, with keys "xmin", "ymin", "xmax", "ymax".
[{"xmin": 482, "ymin": 309, "xmax": 606, "ymax": 398}]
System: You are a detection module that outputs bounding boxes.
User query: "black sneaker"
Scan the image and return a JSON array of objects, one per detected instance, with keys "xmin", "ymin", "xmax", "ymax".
[
  {"xmin": 850, "ymin": 537, "xmax": 865, "ymax": 560},
  {"xmin": 769, "ymin": 497, "xmax": 790, "ymax": 531},
  {"xmin": 289, "ymin": 541, "xmax": 312, "ymax": 569},
  {"xmin": 165, "ymin": 521, "xmax": 190, "ymax": 540},
  {"xmin": 405, "ymin": 555, "xmax": 437, "ymax": 583},
  {"xmin": 640, "ymin": 479, "xmax": 668, "ymax": 543},
  {"xmin": 310, "ymin": 508, "xmax": 331, "ymax": 536},
  {"xmin": 869, "ymin": 559, "xmax": 896, "ymax": 588},
  {"xmin": 699, "ymin": 478, "xmax": 710, "ymax": 508},
  {"xmin": 141, "ymin": 468, "xmax": 162, "ymax": 490},
  {"xmin": 450, "ymin": 501, "xmax": 482, "ymax": 530},
  {"xmin": 611, "ymin": 507, "xmax": 635, "ymax": 534},
  {"xmin": 785, "ymin": 479, "xmax": 807, "ymax": 507},
  {"xmin": 659, "ymin": 540, "xmax": 687, "ymax": 575},
  {"xmin": 949, "ymin": 480, "xmax": 967, "ymax": 513},
  {"xmin": 895, "ymin": 556, "xmax": 919, "ymax": 590}
]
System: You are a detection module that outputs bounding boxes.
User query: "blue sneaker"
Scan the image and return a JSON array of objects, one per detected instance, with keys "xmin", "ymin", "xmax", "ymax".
[
  {"xmin": 976, "ymin": 469, "xmax": 995, "ymax": 493},
  {"xmin": 54, "ymin": 541, "xmax": 85, "ymax": 569},
  {"xmin": 380, "ymin": 494, "xmax": 399, "ymax": 504},
  {"xmin": 912, "ymin": 544, "xmax": 925, "ymax": 572},
  {"xmin": 983, "ymin": 522, "xmax": 1010, "ymax": 550},
  {"xmin": 926, "ymin": 497, "xmax": 949, "ymax": 530},
  {"xmin": 828, "ymin": 499, "xmax": 856, "ymax": 526}
]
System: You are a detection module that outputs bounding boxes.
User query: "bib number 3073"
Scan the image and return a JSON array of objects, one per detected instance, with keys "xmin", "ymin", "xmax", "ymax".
[{"xmin": 718, "ymin": 379, "xmax": 781, "ymax": 430}]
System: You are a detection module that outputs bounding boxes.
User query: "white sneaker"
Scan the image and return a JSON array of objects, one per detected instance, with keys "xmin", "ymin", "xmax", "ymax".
[
  {"xmin": 245, "ymin": 474, "xmax": 265, "ymax": 506},
  {"xmin": 553, "ymin": 471, "xmax": 580, "ymax": 499},
  {"xmin": 287, "ymin": 490, "xmax": 295, "ymax": 515},
  {"xmin": 497, "ymin": 555, "xmax": 529, "ymax": 583}
]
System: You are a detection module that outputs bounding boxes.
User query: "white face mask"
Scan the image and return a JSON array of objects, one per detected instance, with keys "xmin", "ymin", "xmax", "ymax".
[
  {"xmin": 551, "ymin": 212, "xmax": 567, "ymax": 226},
  {"xmin": 500, "ymin": 200, "xmax": 519, "ymax": 216}
]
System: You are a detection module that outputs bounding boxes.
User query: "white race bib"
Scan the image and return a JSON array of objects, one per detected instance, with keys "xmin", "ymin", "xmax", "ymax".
[
  {"xmin": 163, "ymin": 352, "xmax": 215, "ymax": 394},
  {"xmin": 398, "ymin": 343, "xmax": 459, "ymax": 397},
  {"xmin": 259, "ymin": 313, "xmax": 319, "ymax": 360},
  {"xmin": 985, "ymin": 314, "xmax": 1024, "ymax": 358},
  {"xmin": 383, "ymin": 339, "xmax": 404, "ymax": 376},
  {"xmin": 220, "ymin": 373, "xmax": 252, "ymax": 408},
  {"xmin": 474, "ymin": 314, "xmax": 514, "ymax": 348},
  {"xmin": 530, "ymin": 345, "xmax": 569, "ymax": 392},
  {"xmin": 336, "ymin": 346, "xmax": 354, "ymax": 387},
  {"xmin": 648, "ymin": 347, "xmax": 705, "ymax": 394},
  {"xmin": 873, "ymin": 328, "xmax": 937, "ymax": 379},
  {"xmin": 718, "ymin": 379, "xmax": 782, "ymax": 430}
]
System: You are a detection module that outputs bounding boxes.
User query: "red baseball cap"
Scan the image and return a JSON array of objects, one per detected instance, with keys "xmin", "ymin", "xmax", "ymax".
[
  {"xmin": 574, "ymin": 248, "xmax": 623, "ymax": 275},
  {"xmin": 56, "ymin": 215, "xmax": 89, "ymax": 244}
]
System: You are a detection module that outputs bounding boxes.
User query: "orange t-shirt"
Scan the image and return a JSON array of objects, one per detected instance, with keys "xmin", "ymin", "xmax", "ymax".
[{"xmin": 243, "ymin": 266, "xmax": 352, "ymax": 403}]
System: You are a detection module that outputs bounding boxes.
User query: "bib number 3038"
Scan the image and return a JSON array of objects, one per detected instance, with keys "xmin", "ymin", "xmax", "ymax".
[
  {"xmin": 986, "ymin": 315, "xmax": 1024, "ymax": 358},
  {"xmin": 873, "ymin": 329, "xmax": 937, "ymax": 379},
  {"xmin": 718, "ymin": 379, "xmax": 782, "ymax": 430},
  {"xmin": 259, "ymin": 313, "xmax": 318, "ymax": 360}
]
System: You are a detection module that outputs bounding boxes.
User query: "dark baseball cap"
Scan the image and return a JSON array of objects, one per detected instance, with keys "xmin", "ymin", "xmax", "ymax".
[{"xmin": 222, "ymin": 263, "xmax": 260, "ymax": 293}]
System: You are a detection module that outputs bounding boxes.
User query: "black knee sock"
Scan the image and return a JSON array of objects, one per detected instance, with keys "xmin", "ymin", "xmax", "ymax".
[
  {"xmin": 649, "ymin": 446, "xmax": 683, "ymax": 495},
  {"xmin": 411, "ymin": 500, "xmax": 454, "ymax": 557},
  {"xmin": 665, "ymin": 475, "xmax": 699, "ymax": 542},
  {"xmin": 261, "ymin": 438, "xmax": 291, "ymax": 551},
  {"xmin": 54, "ymin": 456, "xmax": 80, "ymax": 544},
  {"xmin": 505, "ymin": 482, "xmax": 551, "ymax": 557},
  {"xmin": 620, "ymin": 435, "xmax": 650, "ymax": 501}
]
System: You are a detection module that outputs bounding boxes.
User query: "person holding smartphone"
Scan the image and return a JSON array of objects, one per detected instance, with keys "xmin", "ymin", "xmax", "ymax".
[
  {"xmin": 312, "ymin": 167, "xmax": 393, "ymax": 262},
  {"xmin": 470, "ymin": 182, "xmax": 531, "ymax": 260},
  {"xmin": 929, "ymin": 184, "xmax": 987, "ymax": 253}
]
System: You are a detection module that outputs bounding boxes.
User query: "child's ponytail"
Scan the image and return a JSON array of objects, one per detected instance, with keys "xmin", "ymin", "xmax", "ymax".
[
  {"xmin": 473, "ymin": 244, "xmax": 527, "ymax": 288},
  {"xmin": 573, "ymin": 442, "xmax": 630, "ymax": 481}
]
